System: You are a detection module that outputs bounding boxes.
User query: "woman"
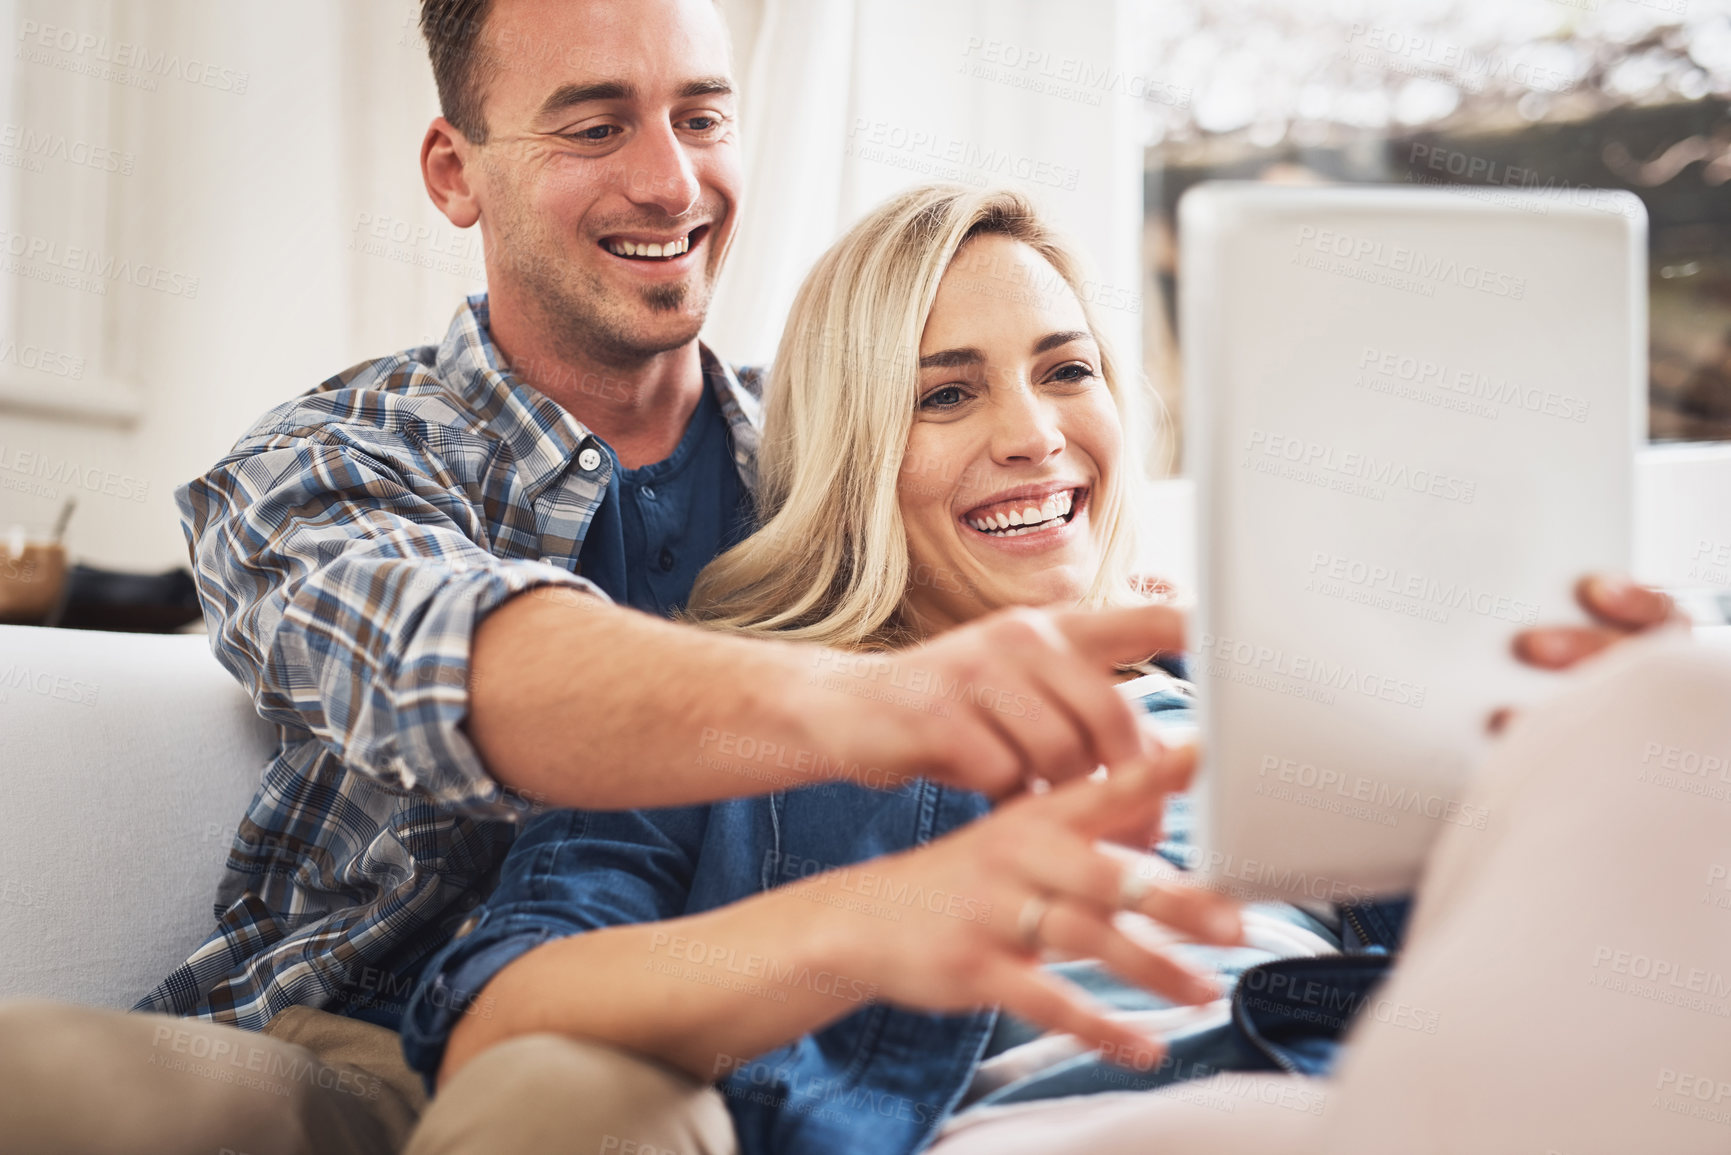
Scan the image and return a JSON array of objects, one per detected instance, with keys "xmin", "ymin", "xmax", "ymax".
[{"xmin": 401, "ymin": 185, "xmax": 1729, "ymax": 1155}]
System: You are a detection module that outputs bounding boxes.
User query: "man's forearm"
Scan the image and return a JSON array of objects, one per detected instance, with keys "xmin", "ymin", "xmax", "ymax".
[
  {"xmin": 469, "ymin": 590, "xmax": 1196, "ymax": 811},
  {"xmin": 466, "ymin": 586, "xmax": 831, "ymax": 809}
]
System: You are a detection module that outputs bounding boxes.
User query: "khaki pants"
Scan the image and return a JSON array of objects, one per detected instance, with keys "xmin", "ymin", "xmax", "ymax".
[{"xmin": 0, "ymin": 1001, "xmax": 737, "ymax": 1155}]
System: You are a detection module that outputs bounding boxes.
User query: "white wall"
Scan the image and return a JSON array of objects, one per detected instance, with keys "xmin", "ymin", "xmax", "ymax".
[{"xmin": 0, "ymin": 0, "xmax": 476, "ymax": 569}]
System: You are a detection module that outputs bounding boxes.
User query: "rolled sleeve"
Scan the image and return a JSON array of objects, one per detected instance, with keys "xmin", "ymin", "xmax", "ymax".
[{"xmin": 180, "ymin": 428, "xmax": 602, "ymax": 814}]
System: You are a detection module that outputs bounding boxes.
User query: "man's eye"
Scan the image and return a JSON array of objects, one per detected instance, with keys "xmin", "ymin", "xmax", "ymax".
[
  {"xmin": 683, "ymin": 115, "xmax": 721, "ymax": 132},
  {"xmin": 566, "ymin": 125, "xmax": 619, "ymax": 143},
  {"xmin": 920, "ymin": 385, "xmax": 968, "ymax": 410}
]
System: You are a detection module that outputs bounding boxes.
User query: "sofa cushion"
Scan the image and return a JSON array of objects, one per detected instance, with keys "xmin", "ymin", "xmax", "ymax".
[{"xmin": 0, "ymin": 625, "xmax": 273, "ymax": 1009}]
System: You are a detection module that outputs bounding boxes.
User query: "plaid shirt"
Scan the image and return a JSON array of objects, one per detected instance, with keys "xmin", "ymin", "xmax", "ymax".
[{"xmin": 138, "ymin": 295, "xmax": 762, "ymax": 1029}]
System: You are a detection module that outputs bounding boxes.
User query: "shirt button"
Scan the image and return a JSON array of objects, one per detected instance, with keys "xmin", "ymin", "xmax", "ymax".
[
  {"xmin": 576, "ymin": 446, "xmax": 603, "ymax": 472},
  {"xmin": 657, "ymin": 548, "xmax": 675, "ymax": 572},
  {"xmin": 640, "ymin": 485, "xmax": 656, "ymax": 501},
  {"xmin": 453, "ymin": 914, "xmax": 480, "ymax": 938}
]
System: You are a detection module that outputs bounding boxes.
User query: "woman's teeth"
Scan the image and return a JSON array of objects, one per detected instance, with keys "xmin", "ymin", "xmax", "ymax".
[
  {"xmin": 966, "ymin": 489, "xmax": 1075, "ymax": 536},
  {"xmin": 607, "ymin": 235, "xmax": 691, "ymax": 259}
]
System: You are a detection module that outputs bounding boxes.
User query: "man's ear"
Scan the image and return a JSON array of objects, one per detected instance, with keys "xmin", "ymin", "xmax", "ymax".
[{"xmin": 422, "ymin": 116, "xmax": 481, "ymax": 228}]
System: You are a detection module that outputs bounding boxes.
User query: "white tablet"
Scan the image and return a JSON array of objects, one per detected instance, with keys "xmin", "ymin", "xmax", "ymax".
[{"xmin": 1179, "ymin": 183, "xmax": 1645, "ymax": 901}]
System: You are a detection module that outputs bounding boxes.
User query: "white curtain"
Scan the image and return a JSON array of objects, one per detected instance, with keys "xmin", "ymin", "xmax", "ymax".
[{"xmin": 708, "ymin": 0, "xmax": 1146, "ymax": 368}]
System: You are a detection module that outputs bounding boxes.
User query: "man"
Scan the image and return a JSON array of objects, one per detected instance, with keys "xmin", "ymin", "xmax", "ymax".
[
  {"xmin": 0, "ymin": 2, "xmax": 1206, "ymax": 1153},
  {"xmin": 0, "ymin": 1, "xmax": 1681, "ymax": 1152}
]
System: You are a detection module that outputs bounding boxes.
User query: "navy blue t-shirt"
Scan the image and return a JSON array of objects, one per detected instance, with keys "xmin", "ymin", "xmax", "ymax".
[{"xmin": 576, "ymin": 382, "xmax": 754, "ymax": 616}]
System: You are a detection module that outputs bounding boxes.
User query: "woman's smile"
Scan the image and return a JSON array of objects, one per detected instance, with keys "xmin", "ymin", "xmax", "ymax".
[{"xmin": 957, "ymin": 483, "xmax": 1091, "ymax": 553}]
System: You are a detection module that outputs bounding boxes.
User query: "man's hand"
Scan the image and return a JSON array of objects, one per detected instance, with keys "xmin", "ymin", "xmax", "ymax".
[{"xmin": 801, "ymin": 603, "xmax": 1185, "ymax": 799}]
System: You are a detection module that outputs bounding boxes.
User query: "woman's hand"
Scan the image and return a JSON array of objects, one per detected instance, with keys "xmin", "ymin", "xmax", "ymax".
[
  {"xmin": 1493, "ymin": 575, "xmax": 1686, "ymax": 732},
  {"xmin": 1513, "ymin": 574, "xmax": 1683, "ymax": 669},
  {"xmin": 797, "ymin": 740, "xmax": 1242, "ymax": 1069}
]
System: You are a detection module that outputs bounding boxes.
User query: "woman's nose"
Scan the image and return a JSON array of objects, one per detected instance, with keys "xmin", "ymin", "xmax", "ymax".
[{"xmin": 991, "ymin": 387, "xmax": 1065, "ymax": 464}]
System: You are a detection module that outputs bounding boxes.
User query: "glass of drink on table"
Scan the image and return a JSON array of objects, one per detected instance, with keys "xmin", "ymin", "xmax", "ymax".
[{"xmin": 0, "ymin": 501, "xmax": 72, "ymax": 625}]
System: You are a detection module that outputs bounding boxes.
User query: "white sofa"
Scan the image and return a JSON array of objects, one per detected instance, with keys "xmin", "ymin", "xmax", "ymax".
[{"xmin": 0, "ymin": 624, "xmax": 273, "ymax": 1009}]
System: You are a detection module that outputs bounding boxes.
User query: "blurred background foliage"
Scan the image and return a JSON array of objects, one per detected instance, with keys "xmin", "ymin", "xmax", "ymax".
[{"xmin": 1135, "ymin": 0, "xmax": 1731, "ymax": 463}]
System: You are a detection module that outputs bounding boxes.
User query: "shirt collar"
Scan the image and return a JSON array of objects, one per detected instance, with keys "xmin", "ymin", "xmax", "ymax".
[{"xmin": 436, "ymin": 293, "xmax": 762, "ymax": 499}]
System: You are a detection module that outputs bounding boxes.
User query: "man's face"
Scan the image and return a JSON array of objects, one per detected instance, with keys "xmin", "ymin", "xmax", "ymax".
[{"xmin": 467, "ymin": 0, "xmax": 740, "ymax": 365}]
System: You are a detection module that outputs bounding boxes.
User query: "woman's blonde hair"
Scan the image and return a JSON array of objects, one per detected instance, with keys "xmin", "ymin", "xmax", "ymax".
[{"xmin": 687, "ymin": 183, "xmax": 1151, "ymax": 648}]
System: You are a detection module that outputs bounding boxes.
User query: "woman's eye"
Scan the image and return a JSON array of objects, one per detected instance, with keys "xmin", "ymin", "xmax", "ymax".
[
  {"xmin": 920, "ymin": 385, "xmax": 969, "ymax": 411},
  {"xmin": 1051, "ymin": 362, "xmax": 1097, "ymax": 384}
]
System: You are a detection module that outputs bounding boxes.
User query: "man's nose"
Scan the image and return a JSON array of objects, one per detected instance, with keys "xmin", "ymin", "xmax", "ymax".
[{"xmin": 621, "ymin": 122, "xmax": 700, "ymax": 218}]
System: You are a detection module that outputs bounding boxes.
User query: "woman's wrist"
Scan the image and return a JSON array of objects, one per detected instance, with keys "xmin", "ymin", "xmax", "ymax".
[
  {"xmin": 776, "ymin": 855, "xmax": 915, "ymax": 995},
  {"xmin": 666, "ymin": 880, "xmax": 867, "ymax": 996}
]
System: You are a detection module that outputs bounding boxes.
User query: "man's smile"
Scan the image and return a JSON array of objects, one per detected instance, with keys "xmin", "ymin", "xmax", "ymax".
[{"xmin": 599, "ymin": 223, "xmax": 711, "ymax": 266}]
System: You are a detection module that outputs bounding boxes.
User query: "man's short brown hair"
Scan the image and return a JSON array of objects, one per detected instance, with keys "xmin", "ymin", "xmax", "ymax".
[{"xmin": 421, "ymin": 0, "xmax": 495, "ymax": 144}]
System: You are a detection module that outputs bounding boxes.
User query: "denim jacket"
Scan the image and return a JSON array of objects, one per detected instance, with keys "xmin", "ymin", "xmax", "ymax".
[{"xmin": 402, "ymin": 679, "xmax": 1406, "ymax": 1155}]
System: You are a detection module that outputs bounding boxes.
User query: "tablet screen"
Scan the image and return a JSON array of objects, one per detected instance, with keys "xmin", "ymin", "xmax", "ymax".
[{"xmin": 1181, "ymin": 183, "xmax": 1643, "ymax": 900}]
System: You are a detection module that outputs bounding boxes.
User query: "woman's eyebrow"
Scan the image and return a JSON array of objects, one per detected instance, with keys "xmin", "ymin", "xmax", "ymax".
[
  {"xmin": 918, "ymin": 347, "xmax": 983, "ymax": 370},
  {"xmin": 919, "ymin": 330, "xmax": 1095, "ymax": 369},
  {"xmin": 1032, "ymin": 329, "xmax": 1094, "ymax": 355}
]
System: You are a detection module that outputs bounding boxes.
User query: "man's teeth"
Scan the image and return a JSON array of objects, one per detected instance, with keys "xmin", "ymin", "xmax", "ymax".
[
  {"xmin": 966, "ymin": 489, "xmax": 1075, "ymax": 535},
  {"xmin": 607, "ymin": 235, "xmax": 691, "ymax": 259}
]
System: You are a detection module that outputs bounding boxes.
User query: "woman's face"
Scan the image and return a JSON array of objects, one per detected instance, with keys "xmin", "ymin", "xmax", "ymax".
[{"xmin": 898, "ymin": 234, "xmax": 1123, "ymax": 634}]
